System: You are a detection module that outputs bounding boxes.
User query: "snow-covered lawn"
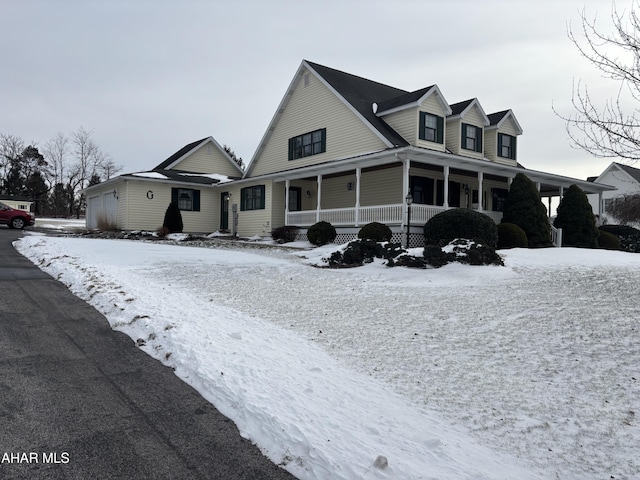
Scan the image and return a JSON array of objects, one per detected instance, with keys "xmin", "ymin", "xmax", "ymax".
[{"xmin": 14, "ymin": 234, "xmax": 640, "ymax": 480}]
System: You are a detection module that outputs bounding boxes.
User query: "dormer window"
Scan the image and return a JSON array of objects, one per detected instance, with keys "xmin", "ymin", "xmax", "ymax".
[
  {"xmin": 498, "ymin": 133, "xmax": 517, "ymax": 160},
  {"xmin": 462, "ymin": 123, "xmax": 483, "ymax": 152},
  {"xmin": 419, "ymin": 112, "xmax": 444, "ymax": 144},
  {"xmin": 288, "ymin": 128, "xmax": 326, "ymax": 160}
]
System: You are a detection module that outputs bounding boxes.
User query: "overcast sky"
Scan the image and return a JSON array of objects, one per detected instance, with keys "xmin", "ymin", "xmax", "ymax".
[{"xmin": 0, "ymin": 0, "xmax": 624, "ymax": 182}]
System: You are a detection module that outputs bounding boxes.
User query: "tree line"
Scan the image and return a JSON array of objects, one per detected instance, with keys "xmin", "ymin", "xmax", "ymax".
[{"xmin": 0, "ymin": 127, "xmax": 121, "ymax": 217}]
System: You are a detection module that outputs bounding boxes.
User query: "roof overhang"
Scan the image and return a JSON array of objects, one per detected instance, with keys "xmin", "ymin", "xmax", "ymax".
[{"xmin": 246, "ymin": 146, "xmax": 615, "ymax": 196}]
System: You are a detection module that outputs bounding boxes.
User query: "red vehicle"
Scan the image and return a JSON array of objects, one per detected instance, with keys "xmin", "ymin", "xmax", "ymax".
[{"xmin": 0, "ymin": 201, "xmax": 35, "ymax": 229}]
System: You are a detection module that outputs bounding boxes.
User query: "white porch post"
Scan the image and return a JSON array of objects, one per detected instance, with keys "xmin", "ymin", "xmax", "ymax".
[
  {"xmin": 285, "ymin": 179, "xmax": 290, "ymax": 224},
  {"xmin": 598, "ymin": 192, "xmax": 603, "ymax": 215},
  {"xmin": 443, "ymin": 165, "xmax": 450, "ymax": 208},
  {"xmin": 355, "ymin": 167, "xmax": 361, "ymax": 227},
  {"xmin": 477, "ymin": 171, "xmax": 484, "ymax": 211},
  {"xmin": 316, "ymin": 174, "xmax": 322, "ymax": 223},
  {"xmin": 403, "ymin": 159, "xmax": 410, "ymax": 230}
]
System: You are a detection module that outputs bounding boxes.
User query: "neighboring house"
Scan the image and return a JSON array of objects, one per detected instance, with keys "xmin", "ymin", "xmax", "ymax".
[
  {"xmin": 85, "ymin": 60, "xmax": 614, "ymax": 243},
  {"xmin": 0, "ymin": 195, "xmax": 34, "ymax": 212},
  {"xmin": 587, "ymin": 162, "xmax": 640, "ymax": 224},
  {"xmin": 83, "ymin": 137, "xmax": 244, "ymax": 232}
]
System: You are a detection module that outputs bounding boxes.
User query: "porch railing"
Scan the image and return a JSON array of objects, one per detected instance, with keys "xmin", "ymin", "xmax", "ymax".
[
  {"xmin": 551, "ymin": 225, "xmax": 563, "ymax": 247},
  {"xmin": 286, "ymin": 204, "xmax": 502, "ymax": 227}
]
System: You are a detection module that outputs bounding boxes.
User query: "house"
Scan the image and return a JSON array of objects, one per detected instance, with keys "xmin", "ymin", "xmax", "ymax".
[
  {"xmin": 587, "ymin": 162, "xmax": 640, "ymax": 224},
  {"xmin": 85, "ymin": 60, "xmax": 615, "ymax": 245},
  {"xmin": 83, "ymin": 137, "xmax": 243, "ymax": 232},
  {"xmin": 0, "ymin": 195, "xmax": 34, "ymax": 212}
]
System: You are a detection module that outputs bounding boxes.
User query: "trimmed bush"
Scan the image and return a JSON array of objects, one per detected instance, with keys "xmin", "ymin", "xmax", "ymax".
[
  {"xmin": 327, "ymin": 240, "xmax": 404, "ymax": 267},
  {"xmin": 597, "ymin": 230, "xmax": 621, "ymax": 250},
  {"xmin": 271, "ymin": 225, "xmax": 300, "ymax": 243},
  {"xmin": 357, "ymin": 222, "xmax": 392, "ymax": 242},
  {"xmin": 423, "ymin": 244, "xmax": 453, "ymax": 268},
  {"xmin": 163, "ymin": 202, "xmax": 183, "ymax": 233},
  {"xmin": 598, "ymin": 224, "xmax": 640, "ymax": 252},
  {"xmin": 501, "ymin": 173, "xmax": 551, "ymax": 247},
  {"xmin": 423, "ymin": 208, "xmax": 498, "ymax": 248},
  {"xmin": 307, "ymin": 221, "xmax": 336, "ymax": 246},
  {"xmin": 497, "ymin": 222, "xmax": 528, "ymax": 249},
  {"xmin": 554, "ymin": 184, "xmax": 598, "ymax": 248}
]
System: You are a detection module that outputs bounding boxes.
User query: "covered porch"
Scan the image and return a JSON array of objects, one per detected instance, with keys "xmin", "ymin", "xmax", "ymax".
[{"xmin": 274, "ymin": 147, "xmax": 613, "ymax": 246}]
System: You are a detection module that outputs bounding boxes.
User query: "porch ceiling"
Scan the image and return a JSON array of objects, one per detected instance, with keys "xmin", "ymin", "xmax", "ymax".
[{"xmin": 269, "ymin": 146, "xmax": 616, "ymax": 196}]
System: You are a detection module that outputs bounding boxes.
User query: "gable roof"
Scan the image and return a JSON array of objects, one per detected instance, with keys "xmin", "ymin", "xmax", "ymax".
[
  {"xmin": 617, "ymin": 162, "xmax": 640, "ymax": 182},
  {"xmin": 246, "ymin": 60, "xmax": 418, "ymax": 177},
  {"xmin": 486, "ymin": 109, "xmax": 523, "ymax": 134},
  {"xmin": 153, "ymin": 136, "xmax": 244, "ymax": 174},
  {"xmin": 374, "ymin": 85, "xmax": 452, "ymax": 117},
  {"xmin": 304, "ymin": 61, "xmax": 410, "ymax": 148},
  {"xmin": 448, "ymin": 98, "xmax": 490, "ymax": 126}
]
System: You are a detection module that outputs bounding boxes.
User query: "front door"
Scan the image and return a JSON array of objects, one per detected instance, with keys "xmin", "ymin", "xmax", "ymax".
[{"xmin": 220, "ymin": 192, "xmax": 229, "ymax": 230}]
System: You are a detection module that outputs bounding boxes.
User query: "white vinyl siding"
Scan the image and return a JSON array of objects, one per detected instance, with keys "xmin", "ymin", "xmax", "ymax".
[
  {"xmin": 110, "ymin": 180, "xmax": 218, "ymax": 233},
  {"xmin": 249, "ymin": 68, "xmax": 389, "ymax": 177},
  {"xmin": 170, "ymin": 143, "xmax": 242, "ymax": 177},
  {"xmin": 489, "ymin": 118, "xmax": 520, "ymax": 166},
  {"xmin": 226, "ymin": 180, "xmax": 275, "ymax": 237},
  {"xmin": 383, "ymin": 108, "xmax": 417, "ymax": 144},
  {"xmin": 415, "ymin": 95, "xmax": 447, "ymax": 151},
  {"xmin": 446, "ymin": 106, "xmax": 485, "ymax": 159}
]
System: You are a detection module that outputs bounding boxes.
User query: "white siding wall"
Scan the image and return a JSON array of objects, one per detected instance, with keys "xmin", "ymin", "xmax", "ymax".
[
  {"xmin": 361, "ymin": 166, "xmax": 403, "ymax": 206},
  {"xmin": 249, "ymin": 68, "xmax": 389, "ymax": 177},
  {"xmin": 587, "ymin": 166, "xmax": 640, "ymax": 221},
  {"xmin": 226, "ymin": 180, "xmax": 275, "ymax": 237},
  {"xmin": 492, "ymin": 118, "xmax": 520, "ymax": 166},
  {"xmin": 171, "ymin": 143, "xmax": 242, "ymax": 177},
  {"xmin": 88, "ymin": 180, "xmax": 219, "ymax": 233},
  {"xmin": 383, "ymin": 108, "xmax": 416, "ymax": 144},
  {"xmin": 415, "ymin": 95, "xmax": 447, "ymax": 152}
]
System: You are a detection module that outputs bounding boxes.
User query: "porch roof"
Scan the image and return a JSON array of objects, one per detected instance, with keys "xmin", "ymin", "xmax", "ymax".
[{"xmin": 264, "ymin": 146, "xmax": 615, "ymax": 196}]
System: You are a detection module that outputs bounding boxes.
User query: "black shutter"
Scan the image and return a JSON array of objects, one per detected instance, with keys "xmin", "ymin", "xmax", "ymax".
[
  {"xmin": 436, "ymin": 116, "xmax": 444, "ymax": 144},
  {"xmin": 320, "ymin": 128, "xmax": 327, "ymax": 153},
  {"xmin": 240, "ymin": 188, "xmax": 246, "ymax": 211},
  {"xmin": 288, "ymin": 138, "xmax": 294, "ymax": 160},
  {"xmin": 171, "ymin": 188, "xmax": 179, "ymax": 205},
  {"xmin": 193, "ymin": 190, "xmax": 200, "ymax": 211},
  {"xmin": 461, "ymin": 123, "xmax": 468, "ymax": 149},
  {"xmin": 477, "ymin": 126, "xmax": 483, "ymax": 153},
  {"xmin": 419, "ymin": 112, "xmax": 426, "ymax": 140},
  {"xmin": 511, "ymin": 136, "xmax": 517, "ymax": 160}
]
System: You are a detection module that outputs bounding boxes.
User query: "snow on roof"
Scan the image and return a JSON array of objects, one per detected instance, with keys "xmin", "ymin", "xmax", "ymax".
[
  {"xmin": 130, "ymin": 172, "xmax": 169, "ymax": 179},
  {"xmin": 176, "ymin": 172, "xmax": 234, "ymax": 183}
]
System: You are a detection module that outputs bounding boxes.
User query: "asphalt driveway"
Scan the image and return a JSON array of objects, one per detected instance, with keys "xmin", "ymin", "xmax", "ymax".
[{"xmin": 0, "ymin": 228, "xmax": 295, "ymax": 479}]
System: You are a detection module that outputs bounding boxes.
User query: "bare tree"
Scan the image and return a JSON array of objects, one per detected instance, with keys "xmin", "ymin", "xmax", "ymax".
[
  {"xmin": 95, "ymin": 151, "xmax": 122, "ymax": 181},
  {"xmin": 557, "ymin": 1, "xmax": 640, "ymax": 163},
  {"xmin": 0, "ymin": 133, "xmax": 25, "ymax": 189},
  {"xmin": 607, "ymin": 193, "xmax": 640, "ymax": 223},
  {"xmin": 44, "ymin": 132, "xmax": 70, "ymax": 216}
]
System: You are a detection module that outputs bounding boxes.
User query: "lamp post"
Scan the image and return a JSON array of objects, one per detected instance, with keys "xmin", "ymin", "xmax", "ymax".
[{"xmin": 405, "ymin": 191, "xmax": 413, "ymax": 248}]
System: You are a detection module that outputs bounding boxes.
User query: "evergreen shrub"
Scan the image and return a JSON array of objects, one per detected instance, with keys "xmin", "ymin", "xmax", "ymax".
[
  {"xmin": 423, "ymin": 208, "xmax": 498, "ymax": 248},
  {"xmin": 501, "ymin": 173, "xmax": 551, "ymax": 247},
  {"xmin": 597, "ymin": 230, "xmax": 621, "ymax": 250},
  {"xmin": 554, "ymin": 184, "xmax": 598, "ymax": 248},
  {"xmin": 307, "ymin": 221, "xmax": 336, "ymax": 246},
  {"xmin": 271, "ymin": 225, "xmax": 300, "ymax": 243},
  {"xmin": 163, "ymin": 202, "xmax": 183, "ymax": 233},
  {"xmin": 327, "ymin": 240, "xmax": 404, "ymax": 267},
  {"xmin": 598, "ymin": 225, "xmax": 640, "ymax": 252},
  {"xmin": 497, "ymin": 222, "xmax": 528, "ymax": 249},
  {"xmin": 357, "ymin": 222, "xmax": 392, "ymax": 242}
]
